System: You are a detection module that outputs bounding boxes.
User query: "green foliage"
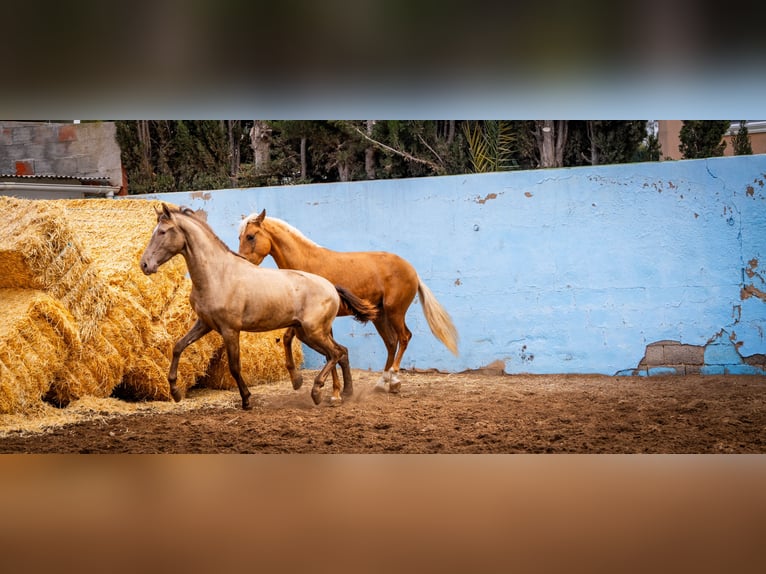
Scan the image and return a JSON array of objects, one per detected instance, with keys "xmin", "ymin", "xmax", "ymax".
[
  {"xmin": 115, "ymin": 120, "xmax": 233, "ymax": 194},
  {"xmin": 115, "ymin": 119, "xmax": 675, "ymax": 193},
  {"xmin": 463, "ymin": 121, "xmax": 518, "ymax": 173},
  {"xmin": 593, "ymin": 121, "xmax": 647, "ymax": 164},
  {"xmin": 679, "ymin": 120, "xmax": 730, "ymax": 159},
  {"xmin": 732, "ymin": 121, "xmax": 753, "ymax": 155},
  {"xmin": 634, "ymin": 132, "xmax": 662, "ymax": 162},
  {"xmin": 463, "ymin": 121, "xmax": 540, "ymax": 172},
  {"xmin": 565, "ymin": 121, "xmax": 649, "ymax": 166}
]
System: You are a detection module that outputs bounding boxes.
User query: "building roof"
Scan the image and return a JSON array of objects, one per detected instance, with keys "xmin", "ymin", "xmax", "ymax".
[{"xmin": 0, "ymin": 173, "xmax": 113, "ymax": 185}]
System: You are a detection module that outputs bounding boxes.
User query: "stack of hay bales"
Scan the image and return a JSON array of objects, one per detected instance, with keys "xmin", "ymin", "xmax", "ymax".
[
  {"xmin": 0, "ymin": 196, "xmax": 301, "ymax": 415},
  {"xmin": 0, "ymin": 290, "xmax": 81, "ymax": 413}
]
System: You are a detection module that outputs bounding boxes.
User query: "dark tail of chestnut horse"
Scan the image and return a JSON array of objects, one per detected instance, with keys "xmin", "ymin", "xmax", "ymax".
[
  {"xmin": 417, "ymin": 278, "xmax": 459, "ymax": 356},
  {"xmin": 336, "ymin": 286, "xmax": 379, "ymax": 324}
]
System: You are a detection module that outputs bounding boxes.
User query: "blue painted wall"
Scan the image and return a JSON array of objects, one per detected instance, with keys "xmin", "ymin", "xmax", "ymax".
[{"xmin": 137, "ymin": 155, "xmax": 766, "ymax": 375}]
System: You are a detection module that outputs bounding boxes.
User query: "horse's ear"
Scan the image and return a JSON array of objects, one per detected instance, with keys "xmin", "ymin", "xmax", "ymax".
[
  {"xmin": 162, "ymin": 203, "xmax": 173, "ymax": 219},
  {"xmin": 255, "ymin": 209, "xmax": 266, "ymax": 226}
]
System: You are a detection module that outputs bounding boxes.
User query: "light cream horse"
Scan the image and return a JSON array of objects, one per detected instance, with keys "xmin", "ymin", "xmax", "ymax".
[
  {"xmin": 140, "ymin": 204, "xmax": 377, "ymax": 410},
  {"xmin": 239, "ymin": 209, "xmax": 458, "ymax": 392}
]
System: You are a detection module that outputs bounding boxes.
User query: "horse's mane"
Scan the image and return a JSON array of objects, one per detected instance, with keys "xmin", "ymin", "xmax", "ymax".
[
  {"xmin": 239, "ymin": 212, "xmax": 321, "ymax": 248},
  {"xmin": 169, "ymin": 206, "xmax": 246, "ymax": 260}
]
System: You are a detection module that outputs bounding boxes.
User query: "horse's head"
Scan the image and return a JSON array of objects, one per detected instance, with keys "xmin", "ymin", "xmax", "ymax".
[
  {"xmin": 238, "ymin": 209, "xmax": 271, "ymax": 265},
  {"xmin": 140, "ymin": 203, "xmax": 187, "ymax": 275}
]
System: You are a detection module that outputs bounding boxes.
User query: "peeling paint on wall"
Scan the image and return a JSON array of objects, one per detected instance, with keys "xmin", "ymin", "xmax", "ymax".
[
  {"xmin": 617, "ymin": 330, "xmax": 766, "ymax": 376},
  {"xmin": 742, "ymin": 257, "xmax": 766, "ymax": 302},
  {"xmin": 474, "ymin": 192, "xmax": 499, "ymax": 204}
]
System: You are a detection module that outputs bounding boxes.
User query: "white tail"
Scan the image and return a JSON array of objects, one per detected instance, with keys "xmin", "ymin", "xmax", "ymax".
[{"xmin": 417, "ymin": 279, "xmax": 459, "ymax": 355}]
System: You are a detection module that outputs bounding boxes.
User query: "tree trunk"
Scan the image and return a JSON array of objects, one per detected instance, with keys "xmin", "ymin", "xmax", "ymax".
[
  {"xmin": 228, "ymin": 120, "xmax": 240, "ymax": 186},
  {"xmin": 137, "ymin": 120, "xmax": 152, "ymax": 178},
  {"xmin": 537, "ymin": 120, "xmax": 555, "ymax": 168},
  {"xmin": 250, "ymin": 120, "xmax": 272, "ymax": 172},
  {"xmin": 586, "ymin": 120, "xmax": 598, "ymax": 165},
  {"xmin": 554, "ymin": 120, "xmax": 568, "ymax": 167},
  {"xmin": 338, "ymin": 160, "xmax": 350, "ymax": 182},
  {"xmin": 447, "ymin": 120, "xmax": 455, "ymax": 145},
  {"xmin": 536, "ymin": 120, "xmax": 568, "ymax": 168},
  {"xmin": 364, "ymin": 120, "xmax": 376, "ymax": 179},
  {"xmin": 300, "ymin": 137, "xmax": 307, "ymax": 180}
]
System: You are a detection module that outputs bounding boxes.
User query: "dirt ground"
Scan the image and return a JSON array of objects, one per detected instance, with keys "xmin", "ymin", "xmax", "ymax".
[{"xmin": 1, "ymin": 369, "xmax": 765, "ymax": 453}]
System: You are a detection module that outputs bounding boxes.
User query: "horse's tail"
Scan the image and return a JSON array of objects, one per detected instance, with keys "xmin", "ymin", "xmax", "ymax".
[
  {"xmin": 417, "ymin": 278, "xmax": 459, "ymax": 356},
  {"xmin": 335, "ymin": 286, "xmax": 379, "ymax": 324}
]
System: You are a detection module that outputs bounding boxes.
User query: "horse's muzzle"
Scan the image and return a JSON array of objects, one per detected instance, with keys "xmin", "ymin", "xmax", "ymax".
[{"xmin": 140, "ymin": 259, "xmax": 157, "ymax": 275}]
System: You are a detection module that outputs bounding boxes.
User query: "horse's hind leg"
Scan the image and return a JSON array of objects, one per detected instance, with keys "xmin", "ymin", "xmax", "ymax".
[
  {"xmin": 372, "ymin": 315, "xmax": 400, "ymax": 392},
  {"xmin": 168, "ymin": 319, "xmax": 211, "ymax": 402},
  {"xmin": 297, "ymin": 327, "xmax": 346, "ymax": 405},
  {"xmin": 386, "ymin": 311, "xmax": 412, "ymax": 393},
  {"xmin": 222, "ymin": 329, "xmax": 252, "ymax": 410},
  {"xmin": 337, "ymin": 346, "xmax": 352, "ymax": 399},
  {"xmin": 330, "ymin": 327, "xmax": 350, "ymax": 398},
  {"xmin": 322, "ymin": 340, "xmax": 349, "ymax": 405},
  {"xmin": 282, "ymin": 327, "xmax": 303, "ymax": 390}
]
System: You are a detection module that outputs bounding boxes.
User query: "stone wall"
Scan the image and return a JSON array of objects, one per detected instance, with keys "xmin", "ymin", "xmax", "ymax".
[{"xmin": 0, "ymin": 121, "xmax": 123, "ymax": 187}]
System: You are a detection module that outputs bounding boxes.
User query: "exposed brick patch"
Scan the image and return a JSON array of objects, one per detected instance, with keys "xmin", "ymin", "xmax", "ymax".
[
  {"xmin": 620, "ymin": 331, "xmax": 766, "ymax": 376},
  {"xmin": 15, "ymin": 160, "xmax": 35, "ymax": 175},
  {"xmin": 644, "ymin": 340, "xmax": 704, "ymax": 367},
  {"xmin": 744, "ymin": 354, "xmax": 766, "ymax": 369},
  {"xmin": 58, "ymin": 124, "xmax": 77, "ymax": 142}
]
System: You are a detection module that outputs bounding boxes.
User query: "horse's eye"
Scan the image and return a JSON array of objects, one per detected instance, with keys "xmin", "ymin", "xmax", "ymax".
[{"xmin": 246, "ymin": 234, "xmax": 255, "ymax": 242}]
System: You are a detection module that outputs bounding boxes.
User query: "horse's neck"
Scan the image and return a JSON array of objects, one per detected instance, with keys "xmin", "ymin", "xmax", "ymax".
[
  {"xmin": 268, "ymin": 223, "xmax": 328, "ymax": 271},
  {"xmin": 180, "ymin": 220, "xmax": 232, "ymax": 290}
]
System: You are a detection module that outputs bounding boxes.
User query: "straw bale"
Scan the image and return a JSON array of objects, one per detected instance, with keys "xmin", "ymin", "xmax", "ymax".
[
  {"xmin": 0, "ymin": 251, "xmax": 37, "ymax": 289},
  {"xmin": 95, "ymin": 291, "xmax": 160, "ymax": 399},
  {"xmin": 59, "ymin": 199, "xmax": 187, "ymax": 320},
  {"xmin": 56, "ymin": 199, "xmax": 192, "ymax": 401},
  {"xmin": 46, "ymin": 304, "xmax": 131, "ymax": 407},
  {"xmin": 0, "ymin": 289, "xmax": 81, "ymax": 414},
  {"xmin": 55, "ymin": 199, "xmax": 187, "ymax": 401},
  {"xmin": 119, "ymin": 346, "xmax": 173, "ymax": 401},
  {"xmin": 0, "ymin": 196, "xmax": 110, "ymax": 342},
  {"xmin": 108, "ymin": 279, "xmax": 199, "ymax": 401}
]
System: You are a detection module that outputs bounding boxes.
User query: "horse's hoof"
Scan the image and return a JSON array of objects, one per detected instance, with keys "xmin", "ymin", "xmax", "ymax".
[
  {"xmin": 311, "ymin": 386, "xmax": 322, "ymax": 405},
  {"xmin": 374, "ymin": 380, "xmax": 388, "ymax": 393},
  {"xmin": 291, "ymin": 375, "xmax": 304, "ymax": 391},
  {"xmin": 242, "ymin": 399, "xmax": 252, "ymax": 411},
  {"xmin": 170, "ymin": 388, "xmax": 183, "ymax": 402},
  {"xmin": 342, "ymin": 387, "xmax": 353, "ymax": 398},
  {"xmin": 330, "ymin": 396, "xmax": 343, "ymax": 406},
  {"xmin": 388, "ymin": 380, "xmax": 401, "ymax": 393}
]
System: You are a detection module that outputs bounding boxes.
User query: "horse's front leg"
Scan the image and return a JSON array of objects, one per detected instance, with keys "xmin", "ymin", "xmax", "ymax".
[
  {"xmin": 309, "ymin": 344, "xmax": 342, "ymax": 406},
  {"xmin": 314, "ymin": 343, "xmax": 349, "ymax": 406},
  {"xmin": 168, "ymin": 319, "xmax": 212, "ymax": 402},
  {"xmin": 283, "ymin": 327, "xmax": 303, "ymax": 390},
  {"xmin": 222, "ymin": 329, "xmax": 251, "ymax": 410}
]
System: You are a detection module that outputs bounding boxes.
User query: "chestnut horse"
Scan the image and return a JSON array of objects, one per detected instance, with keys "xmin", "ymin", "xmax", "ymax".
[
  {"xmin": 140, "ymin": 204, "xmax": 377, "ymax": 410},
  {"xmin": 238, "ymin": 210, "xmax": 458, "ymax": 392}
]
